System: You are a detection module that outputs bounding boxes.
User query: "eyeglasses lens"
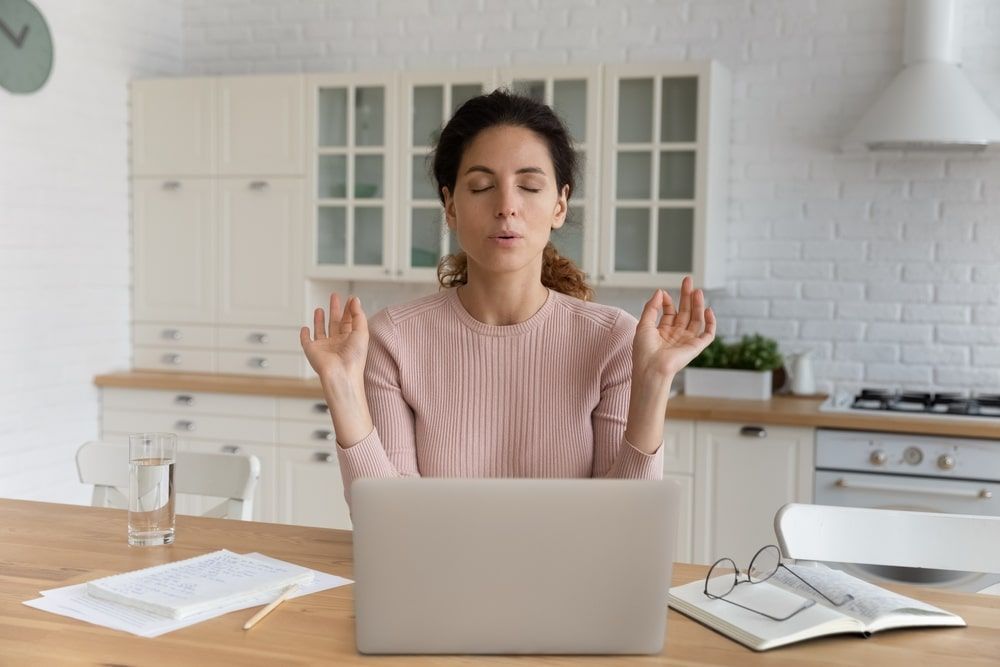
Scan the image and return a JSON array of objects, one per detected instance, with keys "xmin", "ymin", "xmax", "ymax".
[
  {"xmin": 749, "ymin": 545, "xmax": 780, "ymax": 582},
  {"xmin": 705, "ymin": 558, "xmax": 737, "ymax": 597}
]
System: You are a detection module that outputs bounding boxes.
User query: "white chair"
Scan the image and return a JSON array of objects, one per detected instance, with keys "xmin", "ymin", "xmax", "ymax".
[
  {"xmin": 774, "ymin": 503, "xmax": 1000, "ymax": 576},
  {"xmin": 76, "ymin": 441, "xmax": 261, "ymax": 520}
]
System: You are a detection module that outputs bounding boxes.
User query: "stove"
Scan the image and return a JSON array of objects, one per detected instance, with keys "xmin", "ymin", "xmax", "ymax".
[{"xmin": 821, "ymin": 388, "xmax": 1000, "ymax": 420}]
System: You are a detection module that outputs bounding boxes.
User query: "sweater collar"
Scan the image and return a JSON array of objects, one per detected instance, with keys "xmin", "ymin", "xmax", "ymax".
[{"xmin": 446, "ymin": 286, "xmax": 557, "ymax": 337}]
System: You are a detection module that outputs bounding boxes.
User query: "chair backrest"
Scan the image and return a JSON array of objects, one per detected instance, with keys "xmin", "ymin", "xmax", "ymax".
[
  {"xmin": 774, "ymin": 503, "xmax": 1000, "ymax": 575},
  {"xmin": 76, "ymin": 441, "xmax": 260, "ymax": 520}
]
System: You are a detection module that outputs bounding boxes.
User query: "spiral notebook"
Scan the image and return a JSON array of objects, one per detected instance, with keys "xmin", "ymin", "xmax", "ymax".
[{"xmin": 85, "ymin": 549, "xmax": 314, "ymax": 619}]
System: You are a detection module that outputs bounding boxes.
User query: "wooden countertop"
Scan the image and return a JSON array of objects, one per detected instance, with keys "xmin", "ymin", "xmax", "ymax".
[
  {"xmin": 5, "ymin": 499, "xmax": 998, "ymax": 666},
  {"xmin": 94, "ymin": 371, "xmax": 1000, "ymax": 440}
]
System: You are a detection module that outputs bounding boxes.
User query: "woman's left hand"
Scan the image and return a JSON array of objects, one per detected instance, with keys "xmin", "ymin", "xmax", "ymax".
[{"xmin": 632, "ymin": 276, "xmax": 716, "ymax": 387}]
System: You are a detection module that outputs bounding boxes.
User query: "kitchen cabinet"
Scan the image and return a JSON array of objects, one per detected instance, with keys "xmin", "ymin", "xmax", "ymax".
[
  {"xmin": 663, "ymin": 418, "xmax": 695, "ymax": 562},
  {"xmin": 599, "ymin": 62, "xmax": 729, "ymax": 289},
  {"xmin": 692, "ymin": 421, "xmax": 814, "ymax": 566},
  {"xmin": 131, "ymin": 78, "xmax": 215, "ymax": 176},
  {"xmin": 306, "ymin": 72, "xmax": 397, "ymax": 281},
  {"xmin": 130, "ymin": 75, "xmax": 307, "ymax": 377}
]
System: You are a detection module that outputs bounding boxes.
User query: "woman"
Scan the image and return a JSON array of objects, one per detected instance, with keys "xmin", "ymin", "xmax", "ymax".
[{"xmin": 300, "ymin": 90, "xmax": 715, "ymax": 506}]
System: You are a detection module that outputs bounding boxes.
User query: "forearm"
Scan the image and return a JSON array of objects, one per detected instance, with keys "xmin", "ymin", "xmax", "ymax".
[
  {"xmin": 623, "ymin": 370, "xmax": 675, "ymax": 455},
  {"xmin": 321, "ymin": 376, "xmax": 374, "ymax": 448}
]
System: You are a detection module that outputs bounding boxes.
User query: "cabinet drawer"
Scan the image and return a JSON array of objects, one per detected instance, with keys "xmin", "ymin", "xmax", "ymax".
[
  {"xmin": 217, "ymin": 351, "xmax": 302, "ymax": 378},
  {"xmin": 217, "ymin": 325, "xmax": 302, "ymax": 352},
  {"xmin": 103, "ymin": 388, "xmax": 276, "ymax": 418},
  {"xmin": 278, "ymin": 419, "xmax": 337, "ymax": 447},
  {"xmin": 134, "ymin": 346, "xmax": 215, "ymax": 373},
  {"xmin": 102, "ymin": 408, "xmax": 276, "ymax": 444},
  {"xmin": 134, "ymin": 323, "xmax": 215, "ymax": 348},
  {"xmin": 278, "ymin": 397, "xmax": 331, "ymax": 422}
]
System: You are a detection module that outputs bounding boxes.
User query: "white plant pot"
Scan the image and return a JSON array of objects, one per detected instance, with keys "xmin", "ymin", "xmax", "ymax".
[{"xmin": 684, "ymin": 368, "xmax": 773, "ymax": 400}]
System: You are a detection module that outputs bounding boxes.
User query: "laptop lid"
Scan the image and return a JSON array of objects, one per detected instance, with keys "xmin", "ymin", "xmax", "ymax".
[{"xmin": 351, "ymin": 478, "xmax": 679, "ymax": 655}]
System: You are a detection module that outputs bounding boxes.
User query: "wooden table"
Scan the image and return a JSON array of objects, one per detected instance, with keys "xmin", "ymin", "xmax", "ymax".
[{"xmin": 2, "ymin": 499, "xmax": 997, "ymax": 666}]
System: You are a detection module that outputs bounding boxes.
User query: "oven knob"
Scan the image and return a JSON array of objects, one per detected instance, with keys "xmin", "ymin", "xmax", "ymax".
[
  {"xmin": 869, "ymin": 450, "xmax": 887, "ymax": 465},
  {"xmin": 937, "ymin": 454, "xmax": 956, "ymax": 471},
  {"xmin": 903, "ymin": 447, "xmax": 923, "ymax": 465}
]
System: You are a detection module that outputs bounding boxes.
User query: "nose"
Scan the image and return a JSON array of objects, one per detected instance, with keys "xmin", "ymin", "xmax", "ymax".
[{"xmin": 494, "ymin": 186, "xmax": 518, "ymax": 219}]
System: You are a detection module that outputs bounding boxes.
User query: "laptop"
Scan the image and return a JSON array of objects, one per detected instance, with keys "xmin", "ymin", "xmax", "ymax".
[{"xmin": 351, "ymin": 478, "xmax": 679, "ymax": 655}]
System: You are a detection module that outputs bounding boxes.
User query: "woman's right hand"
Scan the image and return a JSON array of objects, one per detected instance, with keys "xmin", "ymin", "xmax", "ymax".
[{"xmin": 300, "ymin": 294, "xmax": 369, "ymax": 390}]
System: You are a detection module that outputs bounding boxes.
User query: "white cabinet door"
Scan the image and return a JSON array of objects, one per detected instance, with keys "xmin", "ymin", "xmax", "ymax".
[
  {"xmin": 665, "ymin": 473, "xmax": 693, "ymax": 563},
  {"xmin": 277, "ymin": 445, "xmax": 352, "ymax": 530},
  {"xmin": 131, "ymin": 78, "xmax": 216, "ymax": 176},
  {"xmin": 599, "ymin": 62, "xmax": 729, "ymax": 290},
  {"xmin": 218, "ymin": 178, "xmax": 304, "ymax": 326},
  {"xmin": 692, "ymin": 421, "xmax": 814, "ymax": 566},
  {"xmin": 217, "ymin": 75, "xmax": 304, "ymax": 176},
  {"xmin": 133, "ymin": 178, "xmax": 215, "ymax": 323}
]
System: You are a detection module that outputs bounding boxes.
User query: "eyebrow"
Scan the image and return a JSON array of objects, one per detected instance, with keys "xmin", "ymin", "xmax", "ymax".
[{"xmin": 463, "ymin": 165, "xmax": 548, "ymax": 176}]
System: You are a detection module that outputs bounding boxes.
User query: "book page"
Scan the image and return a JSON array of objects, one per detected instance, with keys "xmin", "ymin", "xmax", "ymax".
[
  {"xmin": 668, "ymin": 577, "xmax": 860, "ymax": 650},
  {"xmin": 86, "ymin": 549, "xmax": 314, "ymax": 618},
  {"xmin": 769, "ymin": 563, "xmax": 954, "ymax": 627}
]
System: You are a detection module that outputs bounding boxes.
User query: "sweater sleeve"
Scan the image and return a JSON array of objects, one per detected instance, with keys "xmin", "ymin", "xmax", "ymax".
[
  {"xmin": 334, "ymin": 310, "xmax": 421, "ymax": 508},
  {"xmin": 591, "ymin": 310, "xmax": 664, "ymax": 480}
]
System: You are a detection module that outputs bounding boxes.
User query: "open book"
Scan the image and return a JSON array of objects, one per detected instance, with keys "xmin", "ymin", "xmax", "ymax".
[
  {"xmin": 668, "ymin": 562, "xmax": 965, "ymax": 651},
  {"xmin": 86, "ymin": 549, "xmax": 314, "ymax": 619}
]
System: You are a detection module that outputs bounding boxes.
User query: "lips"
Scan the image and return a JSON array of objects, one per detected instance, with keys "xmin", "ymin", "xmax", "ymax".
[{"xmin": 489, "ymin": 231, "xmax": 523, "ymax": 240}]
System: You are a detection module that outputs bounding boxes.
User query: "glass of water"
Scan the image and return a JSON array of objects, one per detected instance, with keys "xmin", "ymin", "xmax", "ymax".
[{"xmin": 128, "ymin": 432, "xmax": 176, "ymax": 546}]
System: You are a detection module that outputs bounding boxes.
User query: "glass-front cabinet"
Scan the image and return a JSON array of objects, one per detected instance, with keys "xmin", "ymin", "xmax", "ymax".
[
  {"xmin": 496, "ymin": 66, "xmax": 601, "ymax": 280},
  {"xmin": 397, "ymin": 71, "xmax": 495, "ymax": 281},
  {"xmin": 306, "ymin": 73, "xmax": 397, "ymax": 280},
  {"xmin": 600, "ymin": 62, "xmax": 729, "ymax": 289}
]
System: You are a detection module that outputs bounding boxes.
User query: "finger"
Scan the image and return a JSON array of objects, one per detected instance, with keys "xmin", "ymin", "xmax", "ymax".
[
  {"xmin": 299, "ymin": 326, "xmax": 312, "ymax": 347},
  {"xmin": 329, "ymin": 293, "xmax": 343, "ymax": 322},
  {"xmin": 350, "ymin": 296, "xmax": 368, "ymax": 334},
  {"xmin": 703, "ymin": 306, "xmax": 717, "ymax": 339},
  {"xmin": 658, "ymin": 289, "xmax": 677, "ymax": 329},
  {"xmin": 688, "ymin": 289, "xmax": 705, "ymax": 333},
  {"xmin": 675, "ymin": 276, "xmax": 693, "ymax": 328},
  {"xmin": 313, "ymin": 308, "xmax": 327, "ymax": 339},
  {"xmin": 339, "ymin": 296, "xmax": 354, "ymax": 335},
  {"xmin": 638, "ymin": 290, "xmax": 663, "ymax": 329}
]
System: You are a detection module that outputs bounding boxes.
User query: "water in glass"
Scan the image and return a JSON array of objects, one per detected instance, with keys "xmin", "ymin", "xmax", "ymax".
[{"xmin": 128, "ymin": 433, "xmax": 176, "ymax": 546}]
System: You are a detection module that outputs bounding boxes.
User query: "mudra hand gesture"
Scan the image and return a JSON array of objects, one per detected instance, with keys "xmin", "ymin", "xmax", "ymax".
[
  {"xmin": 633, "ymin": 276, "xmax": 716, "ymax": 383},
  {"xmin": 300, "ymin": 294, "xmax": 370, "ymax": 391}
]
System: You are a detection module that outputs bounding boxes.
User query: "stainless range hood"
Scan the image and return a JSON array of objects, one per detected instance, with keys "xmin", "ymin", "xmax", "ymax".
[{"xmin": 843, "ymin": 0, "xmax": 1000, "ymax": 152}]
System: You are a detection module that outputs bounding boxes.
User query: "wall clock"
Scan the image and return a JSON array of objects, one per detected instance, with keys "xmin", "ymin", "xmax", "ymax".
[{"xmin": 0, "ymin": 0, "xmax": 53, "ymax": 94}]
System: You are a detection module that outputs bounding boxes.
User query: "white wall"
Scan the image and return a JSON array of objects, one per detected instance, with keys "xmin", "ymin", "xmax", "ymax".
[
  {"xmin": 0, "ymin": 0, "xmax": 183, "ymax": 503},
  {"xmin": 181, "ymin": 0, "xmax": 1000, "ymax": 395}
]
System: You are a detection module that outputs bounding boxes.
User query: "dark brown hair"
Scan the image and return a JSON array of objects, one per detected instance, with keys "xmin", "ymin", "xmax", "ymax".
[{"xmin": 431, "ymin": 89, "xmax": 593, "ymax": 301}]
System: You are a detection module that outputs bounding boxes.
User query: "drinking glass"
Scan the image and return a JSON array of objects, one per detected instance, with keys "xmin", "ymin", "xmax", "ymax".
[{"xmin": 128, "ymin": 433, "xmax": 176, "ymax": 546}]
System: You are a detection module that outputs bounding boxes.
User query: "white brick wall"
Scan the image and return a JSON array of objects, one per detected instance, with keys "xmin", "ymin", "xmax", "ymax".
[
  {"xmin": 184, "ymin": 0, "xmax": 996, "ymax": 396},
  {"xmin": 0, "ymin": 0, "xmax": 183, "ymax": 503}
]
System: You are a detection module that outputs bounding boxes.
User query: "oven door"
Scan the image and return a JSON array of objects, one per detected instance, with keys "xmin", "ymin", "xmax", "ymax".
[{"xmin": 814, "ymin": 470, "xmax": 1000, "ymax": 593}]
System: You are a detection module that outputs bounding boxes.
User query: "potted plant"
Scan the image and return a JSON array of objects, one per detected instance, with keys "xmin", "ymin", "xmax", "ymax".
[{"xmin": 684, "ymin": 334, "xmax": 784, "ymax": 400}]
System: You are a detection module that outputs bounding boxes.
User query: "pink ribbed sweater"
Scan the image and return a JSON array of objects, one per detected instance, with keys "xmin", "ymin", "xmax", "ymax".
[{"xmin": 335, "ymin": 287, "xmax": 664, "ymax": 506}]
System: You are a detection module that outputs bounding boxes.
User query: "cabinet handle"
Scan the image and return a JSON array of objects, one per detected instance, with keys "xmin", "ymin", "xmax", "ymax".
[
  {"xmin": 396, "ymin": 269, "xmax": 403, "ymax": 276},
  {"xmin": 175, "ymin": 420, "xmax": 196, "ymax": 432},
  {"xmin": 161, "ymin": 328, "xmax": 182, "ymax": 341},
  {"xmin": 384, "ymin": 269, "xmax": 391, "ymax": 275},
  {"xmin": 162, "ymin": 353, "xmax": 182, "ymax": 365},
  {"xmin": 834, "ymin": 478, "xmax": 993, "ymax": 500},
  {"xmin": 249, "ymin": 180, "xmax": 270, "ymax": 190},
  {"xmin": 598, "ymin": 274, "xmax": 606, "ymax": 281},
  {"xmin": 221, "ymin": 445, "xmax": 241, "ymax": 454},
  {"xmin": 312, "ymin": 429, "xmax": 336, "ymax": 441},
  {"xmin": 162, "ymin": 181, "xmax": 181, "ymax": 190},
  {"xmin": 249, "ymin": 332, "xmax": 270, "ymax": 344},
  {"xmin": 174, "ymin": 394, "xmax": 195, "ymax": 406},
  {"xmin": 740, "ymin": 426, "xmax": 767, "ymax": 438},
  {"xmin": 312, "ymin": 402, "xmax": 330, "ymax": 414},
  {"xmin": 313, "ymin": 452, "xmax": 334, "ymax": 463},
  {"xmin": 250, "ymin": 357, "xmax": 269, "ymax": 369}
]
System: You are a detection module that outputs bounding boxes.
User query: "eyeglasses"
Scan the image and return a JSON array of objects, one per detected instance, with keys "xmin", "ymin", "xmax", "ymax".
[{"xmin": 703, "ymin": 545, "xmax": 854, "ymax": 622}]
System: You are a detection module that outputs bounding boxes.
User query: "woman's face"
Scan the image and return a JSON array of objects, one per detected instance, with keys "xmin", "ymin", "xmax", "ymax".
[{"xmin": 442, "ymin": 125, "xmax": 569, "ymax": 282}]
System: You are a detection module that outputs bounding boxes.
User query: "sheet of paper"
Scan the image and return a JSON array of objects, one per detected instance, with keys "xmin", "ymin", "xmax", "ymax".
[
  {"xmin": 770, "ymin": 563, "xmax": 949, "ymax": 624},
  {"xmin": 86, "ymin": 548, "xmax": 314, "ymax": 619},
  {"xmin": 24, "ymin": 553, "xmax": 352, "ymax": 638},
  {"xmin": 976, "ymin": 582, "xmax": 1000, "ymax": 596}
]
